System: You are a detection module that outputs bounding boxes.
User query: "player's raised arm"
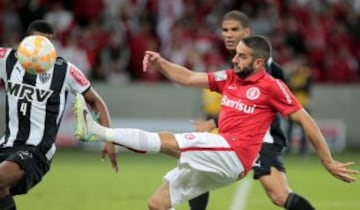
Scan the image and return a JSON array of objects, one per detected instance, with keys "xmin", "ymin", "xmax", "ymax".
[
  {"xmin": 143, "ymin": 50, "xmax": 209, "ymax": 88},
  {"xmin": 288, "ymin": 109, "xmax": 358, "ymax": 183}
]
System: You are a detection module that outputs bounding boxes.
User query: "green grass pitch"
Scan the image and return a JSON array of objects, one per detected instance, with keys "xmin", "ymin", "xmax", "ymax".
[{"xmin": 16, "ymin": 149, "xmax": 359, "ymax": 210}]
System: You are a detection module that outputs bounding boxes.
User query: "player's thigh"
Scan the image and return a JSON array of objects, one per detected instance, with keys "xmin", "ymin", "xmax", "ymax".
[
  {"xmin": 1, "ymin": 147, "xmax": 50, "ymax": 195},
  {"xmin": 148, "ymin": 179, "xmax": 172, "ymax": 209},
  {"xmin": 0, "ymin": 160, "xmax": 24, "ymax": 188}
]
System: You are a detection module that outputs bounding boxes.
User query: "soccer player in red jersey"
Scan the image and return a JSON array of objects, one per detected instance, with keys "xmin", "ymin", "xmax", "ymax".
[
  {"xmin": 74, "ymin": 35, "xmax": 357, "ymax": 210},
  {"xmin": 189, "ymin": 10, "xmax": 314, "ymax": 210}
]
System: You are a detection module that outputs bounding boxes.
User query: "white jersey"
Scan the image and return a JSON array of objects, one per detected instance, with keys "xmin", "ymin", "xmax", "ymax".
[{"xmin": 0, "ymin": 47, "xmax": 90, "ymax": 160}]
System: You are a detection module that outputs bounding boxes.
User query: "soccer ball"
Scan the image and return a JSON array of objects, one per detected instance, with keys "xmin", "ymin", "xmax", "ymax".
[{"xmin": 17, "ymin": 35, "xmax": 57, "ymax": 74}]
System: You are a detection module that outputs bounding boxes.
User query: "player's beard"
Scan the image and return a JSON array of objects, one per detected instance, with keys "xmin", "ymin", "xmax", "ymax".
[{"xmin": 236, "ymin": 61, "xmax": 255, "ymax": 79}]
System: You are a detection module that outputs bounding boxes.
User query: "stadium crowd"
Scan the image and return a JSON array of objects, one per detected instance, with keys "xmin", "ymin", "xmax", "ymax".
[{"xmin": 0, "ymin": 0, "xmax": 359, "ymax": 83}]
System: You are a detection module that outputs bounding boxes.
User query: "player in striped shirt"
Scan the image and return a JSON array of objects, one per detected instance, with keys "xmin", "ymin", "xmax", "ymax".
[{"xmin": 0, "ymin": 20, "xmax": 117, "ymax": 210}]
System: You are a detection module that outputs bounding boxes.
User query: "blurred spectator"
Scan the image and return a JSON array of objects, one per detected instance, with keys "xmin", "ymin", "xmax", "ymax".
[
  {"xmin": 302, "ymin": 11, "xmax": 327, "ymax": 72},
  {"xmin": 162, "ymin": 23, "xmax": 195, "ymax": 69},
  {"xmin": 156, "ymin": 0, "xmax": 185, "ymax": 48},
  {"xmin": 2, "ymin": 2, "xmax": 22, "ymax": 38},
  {"xmin": 250, "ymin": 2, "xmax": 278, "ymax": 36},
  {"xmin": 324, "ymin": 46, "xmax": 359, "ymax": 83},
  {"xmin": 0, "ymin": 3, "xmax": 3, "ymax": 40},
  {"xmin": 284, "ymin": 54, "xmax": 312, "ymax": 154},
  {"xmin": 201, "ymin": 45, "xmax": 227, "ymax": 73},
  {"xmin": 128, "ymin": 20, "xmax": 160, "ymax": 82},
  {"xmin": 77, "ymin": 20, "xmax": 109, "ymax": 80},
  {"xmin": 328, "ymin": 20, "xmax": 357, "ymax": 57},
  {"xmin": 72, "ymin": 0, "xmax": 105, "ymax": 26},
  {"xmin": 100, "ymin": 30, "xmax": 130, "ymax": 84},
  {"xmin": 44, "ymin": 1, "xmax": 75, "ymax": 44},
  {"xmin": 104, "ymin": 0, "xmax": 126, "ymax": 17},
  {"xmin": 18, "ymin": 0, "xmax": 46, "ymax": 32},
  {"xmin": 58, "ymin": 30, "xmax": 91, "ymax": 77},
  {"xmin": 193, "ymin": 25, "xmax": 217, "ymax": 58},
  {"xmin": 283, "ymin": 15, "xmax": 306, "ymax": 55}
]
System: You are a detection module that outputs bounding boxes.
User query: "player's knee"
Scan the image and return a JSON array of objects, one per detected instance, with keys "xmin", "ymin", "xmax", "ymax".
[
  {"xmin": 0, "ymin": 162, "xmax": 24, "ymax": 195},
  {"xmin": 268, "ymin": 191, "xmax": 288, "ymax": 207},
  {"xmin": 147, "ymin": 196, "xmax": 164, "ymax": 210}
]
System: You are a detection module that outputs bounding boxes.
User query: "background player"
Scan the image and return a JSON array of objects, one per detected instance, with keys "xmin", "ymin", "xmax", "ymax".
[
  {"xmin": 190, "ymin": 10, "xmax": 315, "ymax": 210},
  {"xmin": 285, "ymin": 55, "xmax": 313, "ymax": 155},
  {"xmin": 0, "ymin": 20, "xmax": 116, "ymax": 210},
  {"xmin": 74, "ymin": 35, "xmax": 357, "ymax": 210}
]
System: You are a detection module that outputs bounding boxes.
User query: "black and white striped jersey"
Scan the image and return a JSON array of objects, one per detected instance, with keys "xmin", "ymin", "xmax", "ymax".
[
  {"xmin": 0, "ymin": 47, "xmax": 90, "ymax": 160},
  {"xmin": 264, "ymin": 58, "xmax": 287, "ymax": 148}
]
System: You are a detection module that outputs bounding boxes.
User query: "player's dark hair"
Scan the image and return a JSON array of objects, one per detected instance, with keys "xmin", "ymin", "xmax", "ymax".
[
  {"xmin": 222, "ymin": 10, "xmax": 249, "ymax": 28},
  {"xmin": 26, "ymin": 20, "xmax": 55, "ymax": 36},
  {"xmin": 242, "ymin": 35, "xmax": 272, "ymax": 61}
]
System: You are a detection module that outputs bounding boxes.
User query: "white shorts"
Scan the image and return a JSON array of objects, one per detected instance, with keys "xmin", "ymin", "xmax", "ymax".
[{"xmin": 164, "ymin": 132, "xmax": 245, "ymax": 207}]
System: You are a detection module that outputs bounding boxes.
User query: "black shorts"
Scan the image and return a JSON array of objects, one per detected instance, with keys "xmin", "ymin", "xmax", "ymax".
[
  {"xmin": 0, "ymin": 146, "xmax": 51, "ymax": 195},
  {"xmin": 252, "ymin": 143, "xmax": 286, "ymax": 180}
]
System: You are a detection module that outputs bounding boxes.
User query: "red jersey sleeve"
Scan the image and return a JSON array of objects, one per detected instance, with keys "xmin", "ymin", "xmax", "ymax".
[
  {"xmin": 268, "ymin": 78, "xmax": 302, "ymax": 117},
  {"xmin": 208, "ymin": 69, "xmax": 232, "ymax": 94}
]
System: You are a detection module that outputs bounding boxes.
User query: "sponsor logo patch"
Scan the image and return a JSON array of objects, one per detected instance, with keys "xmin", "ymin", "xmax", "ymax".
[
  {"xmin": 16, "ymin": 150, "xmax": 33, "ymax": 160},
  {"xmin": 70, "ymin": 65, "xmax": 89, "ymax": 86},
  {"xmin": 214, "ymin": 71, "xmax": 227, "ymax": 81},
  {"xmin": 39, "ymin": 73, "xmax": 51, "ymax": 83},
  {"xmin": 184, "ymin": 133, "xmax": 195, "ymax": 140},
  {"xmin": 246, "ymin": 87, "xmax": 260, "ymax": 100}
]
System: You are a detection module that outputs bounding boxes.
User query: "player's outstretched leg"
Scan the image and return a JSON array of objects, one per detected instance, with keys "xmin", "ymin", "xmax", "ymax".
[{"xmin": 73, "ymin": 94, "xmax": 163, "ymax": 154}]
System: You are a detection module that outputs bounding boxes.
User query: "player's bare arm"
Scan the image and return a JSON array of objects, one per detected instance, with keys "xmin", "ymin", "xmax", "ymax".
[
  {"xmin": 83, "ymin": 88, "xmax": 118, "ymax": 172},
  {"xmin": 288, "ymin": 109, "xmax": 358, "ymax": 182},
  {"xmin": 143, "ymin": 51, "xmax": 209, "ymax": 88}
]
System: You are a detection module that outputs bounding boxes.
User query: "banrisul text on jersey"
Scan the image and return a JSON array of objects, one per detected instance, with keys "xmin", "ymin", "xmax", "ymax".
[{"xmin": 221, "ymin": 95, "xmax": 256, "ymax": 114}]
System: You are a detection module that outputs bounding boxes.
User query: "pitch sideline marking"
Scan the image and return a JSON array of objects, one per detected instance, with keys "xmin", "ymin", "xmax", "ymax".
[{"xmin": 229, "ymin": 177, "xmax": 253, "ymax": 210}]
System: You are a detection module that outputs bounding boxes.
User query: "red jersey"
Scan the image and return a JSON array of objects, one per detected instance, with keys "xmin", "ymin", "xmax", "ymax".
[{"xmin": 208, "ymin": 69, "xmax": 301, "ymax": 172}]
